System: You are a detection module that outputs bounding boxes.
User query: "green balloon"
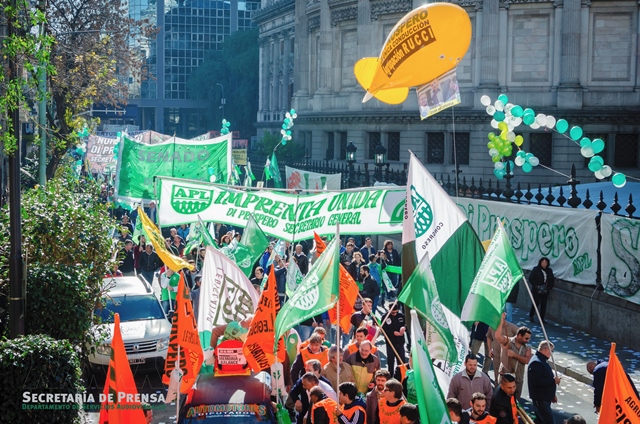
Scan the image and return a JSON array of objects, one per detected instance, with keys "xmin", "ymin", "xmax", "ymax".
[
  {"xmin": 612, "ymin": 173, "xmax": 627, "ymax": 188},
  {"xmin": 556, "ymin": 119, "xmax": 568, "ymax": 133},
  {"xmin": 579, "ymin": 137, "xmax": 591, "ymax": 148},
  {"xmin": 511, "ymin": 105, "xmax": 524, "ymax": 118},
  {"xmin": 523, "ymin": 114, "xmax": 535, "ymax": 125},
  {"xmin": 569, "ymin": 126, "xmax": 583, "ymax": 141},
  {"xmin": 592, "ymin": 138, "xmax": 605, "ymax": 154}
]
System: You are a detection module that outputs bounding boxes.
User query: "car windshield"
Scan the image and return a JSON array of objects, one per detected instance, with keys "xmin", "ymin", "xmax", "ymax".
[
  {"xmin": 180, "ymin": 404, "xmax": 273, "ymax": 424},
  {"xmin": 95, "ymin": 295, "xmax": 165, "ymax": 323}
]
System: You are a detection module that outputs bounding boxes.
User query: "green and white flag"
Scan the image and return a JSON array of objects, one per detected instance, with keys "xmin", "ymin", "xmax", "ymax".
[
  {"xmin": 132, "ymin": 213, "xmax": 150, "ymax": 244},
  {"xmin": 410, "ymin": 310, "xmax": 452, "ymax": 424},
  {"xmin": 286, "ymin": 259, "xmax": 304, "ymax": 298},
  {"xmin": 461, "ymin": 219, "xmax": 524, "ymax": 330},
  {"xmin": 274, "ymin": 237, "xmax": 340, "ymax": 345},
  {"xmin": 197, "ymin": 215, "xmax": 218, "ymax": 247},
  {"xmin": 198, "ymin": 246, "xmax": 259, "ymax": 366},
  {"xmin": 269, "ymin": 152, "xmax": 283, "ymax": 188},
  {"xmin": 115, "ymin": 133, "xmax": 232, "ymax": 204},
  {"xmin": 398, "ymin": 252, "xmax": 457, "ymax": 362},
  {"xmin": 402, "ymin": 151, "xmax": 485, "ymax": 315},
  {"xmin": 231, "ymin": 214, "xmax": 269, "ymax": 278}
]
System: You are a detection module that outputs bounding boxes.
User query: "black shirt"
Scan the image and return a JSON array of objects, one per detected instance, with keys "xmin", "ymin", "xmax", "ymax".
[
  {"xmin": 382, "ymin": 312, "xmax": 406, "ymax": 346},
  {"xmin": 490, "ymin": 387, "xmax": 516, "ymax": 424}
]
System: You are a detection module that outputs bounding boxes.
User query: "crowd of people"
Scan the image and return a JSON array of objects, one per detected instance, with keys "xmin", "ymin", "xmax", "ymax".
[{"xmin": 109, "ymin": 213, "xmax": 630, "ymax": 424}]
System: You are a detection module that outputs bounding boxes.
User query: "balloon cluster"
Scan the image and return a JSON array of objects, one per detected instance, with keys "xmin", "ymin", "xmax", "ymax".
[
  {"xmin": 220, "ymin": 119, "xmax": 231, "ymax": 135},
  {"xmin": 279, "ymin": 109, "xmax": 297, "ymax": 146},
  {"xmin": 481, "ymin": 94, "xmax": 627, "ymax": 188}
]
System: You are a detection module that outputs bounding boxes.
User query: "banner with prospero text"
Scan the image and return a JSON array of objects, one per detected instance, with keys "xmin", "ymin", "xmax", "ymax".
[
  {"xmin": 285, "ymin": 166, "xmax": 341, "ymax": 191},
  {"xmin": 115, "ymin": 133, "xmax": 232, "ymax": 204},
  {"xmin": 601, "ymin": 214, "xmax": 640, "ymax": 305},
  {"xmin": 455, "ymin": 198, "xmax": 598, "ymax": 285},
  {"xmin": 157, "ymin": 177, "xmax": 404, "ymax": 241}
]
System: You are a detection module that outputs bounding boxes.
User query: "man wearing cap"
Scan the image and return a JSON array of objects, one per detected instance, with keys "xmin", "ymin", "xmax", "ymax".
[{"xmin": 382, "ymin": 303, "xmax": 407, "ymax": 377}]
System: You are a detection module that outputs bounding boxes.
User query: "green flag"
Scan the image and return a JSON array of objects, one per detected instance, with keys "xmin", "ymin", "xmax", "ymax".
[
  {"xmin": 410, "ymin": 310, "xmax": 453, "ymax": 424},
  {"xmin": 398, "ymin": 252, "xmax": 457, "ymax": 363},
  {"xmin": 132, "ymin": 214, "xmax": 150, "ymax": 244},
  {"xmin": 461, "ymin": 219, "xmax": 524, "ymax": 330},
  {"xmin": 197, "ymin": 215, "xmax": 218, "ymax": 247},
  {"xmin": 234, "ymin": 214, "xmax": 270, "ymax": 278},
  {"xmin": 274, "ymin": 237, "xmax": 340, "ymax": 345},
  {"xmin": 286, "ymin": 258, "xmax": 304, "ymax": 298},
  {"xmin": 270, "ymin": 152, "xmax": 283, "ymax": 188}
]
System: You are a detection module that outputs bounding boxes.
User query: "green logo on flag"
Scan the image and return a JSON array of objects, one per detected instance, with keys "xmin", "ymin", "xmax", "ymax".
[
  {"xmin": 431, "ymin": 298, "xmax": 449, "ymax": 329},
  {"xmin": 291, "ymin": 276, "xmax": 320, "ymax": 310},
  {"xmin": 171, "ymin": 185, "xmax": 214, "ymax": 214},
  {"xmin": 411, "ymin": 186, "xmax": 433, "ymax": 236},
  {"xmin": 480, "ymin": 257, "xmax": 515, "ymax": 293}
]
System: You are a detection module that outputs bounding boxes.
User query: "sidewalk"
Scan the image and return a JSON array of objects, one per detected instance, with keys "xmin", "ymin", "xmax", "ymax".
[{"xmin": 510, "ymin": 306, "xmax": 640, "ymax": 387}]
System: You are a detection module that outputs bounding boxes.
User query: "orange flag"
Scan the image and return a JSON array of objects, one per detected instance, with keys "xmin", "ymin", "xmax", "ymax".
[
  {"xmin": 162, "ymin": 272, "xmax": 203, "ymax": 393},
  {"xmin": 99, "ymin": 313, "xmax": 147, "ymax": 423},
  {"xmin": 314, "ymin": 232, "xmax": 360, "ymax": 333},
  {"xmin": 598, "ymin": 343, "xmax": 640, "ymax": 423},
  {"xmin": 243, "ymin": 266, "xmax": 286, "ymax": 373}
]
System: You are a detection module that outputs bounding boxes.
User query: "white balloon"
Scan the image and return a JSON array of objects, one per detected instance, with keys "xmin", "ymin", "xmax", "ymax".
[
  {"xmin": 480, "ymin": 95, "xmax": 491, "ymax": 106},
  {"xmin": 494, "ymin": 100, "xmax": 504, "ymax": 112},
  {"xmin": 594, "ymin": 170, "xmax": 605, "ymax": 180},
  {"xmin": 581, "ymin": 146, "xmax": 595, "ymax": 158},
  {"xmin": 507, "ymin": 131, "xmax": 516, "ymax": 142},
  {"xmin": 530, "ymin": 122, "xmax": 540, "ymax": 129},
  {"xmin": 489, "ymin": 148, "xmax": 499, "ymax": 157},
  {"xmin": 515, "ymin": 156, "xmax": 526, "ymax": 166},
  {"xmin": 536, "ymin": 114, "xmax": 547, "ymax": 126},
  {"xmin": 486, "ymin": 105, "xmax": 496, "ymax": 115},
  {"xmin": 504, "ymin": 103, "xmax": 514, "ymax": 114},
  {"xmin": 495, "ymin": 162, "xmax": 505, "ymax": 170},
  {"xmin": 601, "ymin": 165, "xmax": 612, "ymax": 177},
  {"xmin": 511, "ymin": 117, "xmax": 523, "ymax": 127},
  {"xmin": 546, "ymin": 115, "xmax": 556, "ymax": 129},
  {"xmin": 529, "ymin": 157, "xmax": 540, "ymax": 167},
  {"xmin": 209, "ymin": 175, "xmax": 217, "ymax": 183},
  {"xmin": 491, "ymin": 119, "xmax": 500, "ymax": 129}
]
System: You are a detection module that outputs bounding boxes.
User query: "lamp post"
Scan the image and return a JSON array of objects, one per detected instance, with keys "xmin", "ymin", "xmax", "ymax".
[
  {"xmin": 345, "ymin": 141, "xmax": 357, "ymax": 188},
  {"xmin": 374, "ymin": 143, "xmax": 387, "ymax": 182},
  {"xmin": 216, "ymin": 82, "xmax": 226, "ymax": 120}
]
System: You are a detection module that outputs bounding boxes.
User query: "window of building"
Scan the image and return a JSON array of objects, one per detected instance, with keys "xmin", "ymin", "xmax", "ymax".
[
  {"xmin": 452, "ymin": 132, "xmax": 470, "ymax": 165},
  {"xmin": 326, "ymin": 132, "xmax": 334, "ymax": 160},
  {"xmin": 340, "ymin": 132, "xmax": 348, "ymax": 161},
  {"xmin": 615, "ymin": 134, "xmax": 639, "ymax": 168},
  {"xmin": 425, "ymin": 132, "xmax": 445, "ymax": 164},
  {"xmin": 387, "ymin": 132, "xmax": 400, "ymax": 161},
  {"xmin": 367, "ymin": 132, "xmax": 381, "ymax": 160},
  {"xmin": 530, "ymin": 132, "xmax": 553, "ymax": 167}
]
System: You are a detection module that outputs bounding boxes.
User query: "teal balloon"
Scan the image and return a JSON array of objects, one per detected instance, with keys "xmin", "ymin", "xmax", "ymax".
[
  {"xmin": 290, "ymin": 109, "xmax": 296, "ymax": 115},
  {"xmin": 612, "ymin": 173, "xmax": 627, "ymax": 188},
  {"xmin": 226, "ymin": 121, "xmax": 231, "ymax": 127},
  {"xmin": 569, "ymin": 126, "xmax": 583, "ymax": 141},
  {"xmin": 282, "ymin": 140, "xmax": 287, "ymax": 145},
  {"xmin": 117, "ymin": 132, "xmax": 122, "ymax": 137},
  {"xmin": 76, "ymin": 147, "xmax": 84, "ymax": 154},
  {"xmin": 523, "ymin": 114, "xmax": 535, "ymax": 125},
  {"xmin": 516, "ymin": 151, "xmax": 526, "ymax": 158},
  {"xmin": 579, "ymin": 137, "xmax": 591, "ymax": 148},
  {"xmin": 588, "ymin": 157, "xmax": 603, "ymax": 172},
  {"xmin": 592, "ymin": 138, "xmax": 605, "ymax": 154},
  {"xmin": 494, "ymin": 169, "xmax": 505, "ymax": 179},
  {"xmin": 556, "ymin": 119, "xmax": 568, "ymax": 133},
  {"xmin": 511, "ymin": 105, "xmax": 524, "ymax": 118},
  {"xmin": 522, "ymin": 162, "xmax": 533, "ymax": 173},
  {"xmin": 523, "ymin": 108, "xmax": 535, "ymax": 117},
  {"xmin": 493, "ymin": 111, "xmax": 506, "ymax": 122},
  {"xmin": 498, "ymin": 94, "xmax": 509, "ymax": 104},
  {"xmin": 591, "ymin": 155, "xmax": 604, "ymax": 166},
  {"xmin": 76, "ymin": 160, "xmax": 83, "ymax": 165},
  {"xmin": 282, "ymin": 124, "xmax": 287, "ymax": 130},
  {"xmin": 207, "ymin": 167, "xmax": 215, "ymax": 175}
]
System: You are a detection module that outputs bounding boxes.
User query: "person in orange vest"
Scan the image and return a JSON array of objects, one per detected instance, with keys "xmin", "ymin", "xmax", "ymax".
[
  {"xmin": 335, "ymin": 382, "xmax": 366, "ymax": 424},
  {"xmin": 300, "ymin": 327, "xmax": 332, "ymax": 351},
  {"xmin": 398, "ymin": 404, "xmax": 420, "ymax": 424},
  {"xmin": 291, "ymin": 334, "xmax": 329, "ymax": 382},
  {"xmin": 489, "ymin": 373, "xmax": 518, "ymax": 424},
  {"xmin": 366, "ymin": 369, "xmax": 391, "ymax": 424},
  {"xmin": 466, "ymin": 392, "xmax": 496, "ymax": 424},
  {"xmin": 310, "ymin": 386, "xmax": 339, "ymax": 424},
  {"xmin": 343, "ymin": 327, "xmax": 378, "ymax": 361},
  {"xmin": 375, "ymin": 379, "xmax": 406, "ymax": 424}
]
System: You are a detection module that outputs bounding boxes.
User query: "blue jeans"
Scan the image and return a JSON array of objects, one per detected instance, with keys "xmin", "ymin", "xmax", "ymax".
[
  {"xmin": 532, "ymin": 400, "xmax": 554, "ymax": 424},
  {"xmin": 161, "ymin": 299, "xmax": 175, "ymax": 315},
  {"xmin": 504, "ymin": 302, "xmax": 514, "ymax": 323}
]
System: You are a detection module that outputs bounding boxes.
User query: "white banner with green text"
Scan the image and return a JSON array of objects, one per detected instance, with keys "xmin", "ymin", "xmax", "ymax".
[
  {"xmin": 601, "ymin": 214, "xmax": 640, "ymax": 305},
  {"xmin": 157, "ymin": 177, "xmax": 405, "ymax": 241},
  {"xmin": 455, "ymin": 198, "xmax": 598, "ymax": 285}
]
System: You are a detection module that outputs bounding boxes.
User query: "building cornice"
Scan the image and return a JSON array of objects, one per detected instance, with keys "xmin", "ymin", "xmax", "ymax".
[{"xmin": 253, "ymin": 0, "xmax": 295, "ymax": 25}]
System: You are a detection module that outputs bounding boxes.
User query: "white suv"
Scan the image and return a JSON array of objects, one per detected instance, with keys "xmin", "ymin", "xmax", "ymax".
[{"xmin": 88, "ymin": 276, "xmax": 171, "ymax": 372}]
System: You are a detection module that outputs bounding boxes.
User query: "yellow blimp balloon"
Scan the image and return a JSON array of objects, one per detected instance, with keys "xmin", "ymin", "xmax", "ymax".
[{"xmin": 355, "ymin": 3, "xmax": 472, "ymax": 105}]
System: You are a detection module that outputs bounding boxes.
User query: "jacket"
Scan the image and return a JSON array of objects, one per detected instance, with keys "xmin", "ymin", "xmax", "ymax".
[
  {"xmin": 489, "ymin": 387, "xmax": 517, "ymax": 424},
  {"xmin": 361, "ymin": 275, "xmax": 380, "ymax": 299},
  {"xmin": 527, "ymin": 351, "xmax": 556, "ymax": 401},
  {"xmin": 344, "ymin": 351, "xmax": 380, "ymax": 395},
  {"xmin": 322, "ymin": 362, "xmax": 356, "ymax": 392},
  {"xmin": 311, "ymin": 394, "xmax": 338, "ymax": 424},
  {"xmin": 446, "ymin": 369, "xmax": 493, "ymax": 410},
  {"xmin": 290, "ymin": 346, "xmax": 328, "ymax": 382},
  {"xmin": 338, "ymin": 397, "xmax": 367, "ymax": 424},
  {"xmin": 529, "ymin": 263, "xmax": 555, "ymax": 293}
]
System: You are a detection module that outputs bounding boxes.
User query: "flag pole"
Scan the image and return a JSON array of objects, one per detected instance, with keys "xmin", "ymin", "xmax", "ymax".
[
  {"xmin": 176, "ymin": 343, "xmax": 181, "ymax": 419},
  {"xmin": 521, "ymin": 274, "xmax": 557, "ymax": 376},
  {"xmin": 336, "ymin": 223, "xmax": 341, "ymax": 393}
]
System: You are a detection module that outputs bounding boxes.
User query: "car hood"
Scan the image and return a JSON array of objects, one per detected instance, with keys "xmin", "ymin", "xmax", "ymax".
[{"xmin": 93, "ymin": 318, "xmax": 171, "ymax": 343}]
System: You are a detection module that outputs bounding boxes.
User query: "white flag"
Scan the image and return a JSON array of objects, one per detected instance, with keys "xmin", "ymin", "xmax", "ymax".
[{"xmin": 197, "ymin": 247, "xmax": 259, "ymax": 356}]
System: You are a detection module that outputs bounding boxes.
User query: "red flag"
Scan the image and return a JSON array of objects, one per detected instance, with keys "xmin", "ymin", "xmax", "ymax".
[
  {"xmin": 99, "ymin": 313, "xmax": 147, "ymax": 423},
  {"xmin": 243, "ymin": 267, "xmax": 286, "ymax": 373},
  {"xmin": 162, "ymin": 272, "xmax": 204, "ymax": 394},
  {"xmin": 314, "ymin": 233, "xmax": 359, "ymax": 333}
]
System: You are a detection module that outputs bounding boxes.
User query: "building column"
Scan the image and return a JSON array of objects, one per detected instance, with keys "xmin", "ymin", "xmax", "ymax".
[
  {"xmin": 478, "ymin": 0, "xmax": 500, "ymax": 88},
  {"xmin": 557, "ymin": 0, "xmax": 583, "ymax": 108},
  {"xmin": 293, "ymin": 0, "xmax": 309, "ymax": 97},
  {"xmin": 316, "ymin": 0, "xmax": 332, "ymax": 94}
]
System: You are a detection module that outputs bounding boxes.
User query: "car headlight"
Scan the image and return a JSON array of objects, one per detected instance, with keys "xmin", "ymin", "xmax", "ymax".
[
  {"xmin": 157, "ymin": 337, "xmax": 169, "ymax": 351},
  {"xmin": 96, "ymin": 344, "xmax": 112, "ymax": 355}
]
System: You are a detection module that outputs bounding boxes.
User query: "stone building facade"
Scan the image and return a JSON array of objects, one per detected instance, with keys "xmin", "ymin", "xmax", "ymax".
[{"xmin": 255, "ymin": 0, "xmax": 640, "ymax": 185}]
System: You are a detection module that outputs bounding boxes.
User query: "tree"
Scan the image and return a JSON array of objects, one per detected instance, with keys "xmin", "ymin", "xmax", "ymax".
[
  {"xmin": 43, "ymin": 0, "xmax": 153, "ymax": 178},
  {"xmin": 188, "ymin": 28, "xmax": 259, "ymax": 139}
]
